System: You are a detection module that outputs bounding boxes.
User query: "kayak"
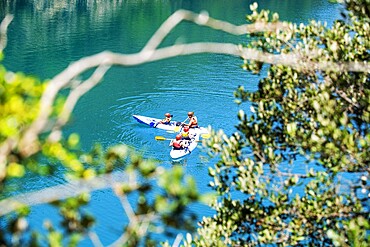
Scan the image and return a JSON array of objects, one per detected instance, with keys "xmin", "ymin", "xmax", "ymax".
[
  {"xmin": 170, "ymin": 129, "xmax": 200, "ymax": 160},
  {"xmin": 133, "ymin": 114, "xmax": 180, "ymax": 131},
  {"xmin": 132, "ymin": 114, "xmax": 208, "ymax": 134}
]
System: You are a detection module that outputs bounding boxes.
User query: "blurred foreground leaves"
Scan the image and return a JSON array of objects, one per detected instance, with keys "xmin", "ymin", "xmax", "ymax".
[{"xmin": 0, "ymin": 58, "xmax": 210, "ymax": 246}]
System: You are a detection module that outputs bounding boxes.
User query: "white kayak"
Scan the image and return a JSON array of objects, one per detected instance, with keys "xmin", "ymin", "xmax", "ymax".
[
  {"xmin": 170, "ymin": 129, "xmax": 200, "ymax": 160},
  {"xmin": 132, "ymin": 114, "xmax": 208, "ymax": 134}
]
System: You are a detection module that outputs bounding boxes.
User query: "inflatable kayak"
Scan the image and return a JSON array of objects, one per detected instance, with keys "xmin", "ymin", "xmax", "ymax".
[
  {"xmin": 133, "ymin": 114, "xmax": 179, "ymax": 131},
  {"xmin": 133, "ymin": 114, "xmax": 208, "ymax": 134},
  {"xmin": 170, "ymin": 129, "xmax": 200, "ymax": 160}
]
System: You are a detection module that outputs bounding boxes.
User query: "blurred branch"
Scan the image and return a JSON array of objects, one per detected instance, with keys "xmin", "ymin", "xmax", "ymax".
[
  {"xmin": 0, "ymin": 8, "xmax": 369, "ymax": 204},
  {"xmin": 88, "ymin": 231, "xmax": 104, "ymax": 247},
  {"xmin": 107, "ymin": 176, "xmax": 161, "ymax": 247},
  {"xmin": 0, "ymin": 9, "xmax": 362, "ymax": 162},
  {"xmin": 0, "ymin": 14, "xmax": 13, "ymax": 52},
  {"xmin": 54, "ymin": 64, "xmax": 111, "ymax": 130},
  {"xmin": 0, "ymin": 8, "xmax": 367, "ymax": 246},
  {"xmin": 16, "ymin": 8, "xmax": 293, "ymax": 157},
  {"xmin": 0, "ymin": 15, "xmax": 14, "ymax": 180},
  {"xmin": 0, "ymin": 172, "xmax": 126, "ymax": 216},
  {"xmin": 141, "ymin": 9, "xmax": 288, "ymax": 54}
]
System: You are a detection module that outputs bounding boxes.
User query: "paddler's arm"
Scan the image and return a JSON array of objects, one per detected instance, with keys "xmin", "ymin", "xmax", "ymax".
[{"xmin": 182, "ymin": 118, "xmax": 189, "ymax": 127}]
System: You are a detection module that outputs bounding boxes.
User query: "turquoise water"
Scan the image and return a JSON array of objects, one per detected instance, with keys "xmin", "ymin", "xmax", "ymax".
[{"xmin": 1, "ymin": 0, "xmax": 340, "ymax": 245}]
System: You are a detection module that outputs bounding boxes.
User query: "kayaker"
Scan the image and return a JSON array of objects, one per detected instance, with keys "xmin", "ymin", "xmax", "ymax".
[
  {"xmin": 154, "ymin": 113, "xmax": 173, "ymax": 127},
  {"xmin": 183, "ymin": 111, "xmax": 198, "ymax": 128},
  {"xmin": 169, "ymin": 134, "xmax": 188, "ymax": 150},
  {"xmin": 181, "ymin": 126, "xmax": 192, "ymax": 140}
]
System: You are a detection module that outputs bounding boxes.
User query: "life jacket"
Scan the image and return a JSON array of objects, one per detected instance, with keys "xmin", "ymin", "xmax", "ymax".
[
  {"xmin": 189, "ymin": 116, "xmax": 198, "ymax": 128},
  {"xmin": 182, "ymin": 131, "xmax": 189, "ymax": 138},
  {"xmin": 173, "ymin": 141, "xmax": 181, "ymax": 149},
  {"xmin": 163, "ymin": 117, "xmax": 171, "ymax": 124}
]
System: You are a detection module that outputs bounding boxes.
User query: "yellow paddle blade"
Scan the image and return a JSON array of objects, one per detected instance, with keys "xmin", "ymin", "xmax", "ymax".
[
  {"xmin": 173, "ymin": 126, "xmax": 180, "ymax": 132},
  {"xmin": 201, "ymin": 133, "xmax": 211, "ymax": 139},
  {"xmin": 155, "ymin": 136, "xmax": 167, "ymax": 141}
]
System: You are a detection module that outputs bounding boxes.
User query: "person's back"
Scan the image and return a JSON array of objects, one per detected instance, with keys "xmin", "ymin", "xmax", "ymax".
[{"xmin": 170, "ymin": 134, "xmax": 184, "ymax": 150}]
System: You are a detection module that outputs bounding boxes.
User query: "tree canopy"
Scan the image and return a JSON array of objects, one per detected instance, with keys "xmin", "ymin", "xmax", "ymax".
[{"xmin": 196, "ymin": 0, "xmax": 370, "ymax": 246}]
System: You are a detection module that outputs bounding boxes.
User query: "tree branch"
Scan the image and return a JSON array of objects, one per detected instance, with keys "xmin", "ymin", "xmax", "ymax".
[
  {"xmin": 0, "ymin": 14, "xmax": 13, "ymax": 52},
  {"xmin": 0, "ymin": 9, "xmax": 363, "ymax": 165},
  {"xmin": 0, "ymin": 8, "xmax": 369, "ymax": 212},
  {"xmin": 0, "ymin": 172, "xmax": 127, "ymax": 216}
]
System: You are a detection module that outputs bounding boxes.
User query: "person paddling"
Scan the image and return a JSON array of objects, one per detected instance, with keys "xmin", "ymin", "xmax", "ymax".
[
  {"xmin": 154, "ymin": 113, "xmax": 172, "ymax": 127},
  {"xmin": 183, "ymin": 111, "xmax": 198, "ymax": 128}
]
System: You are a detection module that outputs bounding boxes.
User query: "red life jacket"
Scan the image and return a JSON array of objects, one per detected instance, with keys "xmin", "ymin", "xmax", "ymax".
[{"xmin": 173, "ymin": 141, "xmax": 181, "ymax": 149}]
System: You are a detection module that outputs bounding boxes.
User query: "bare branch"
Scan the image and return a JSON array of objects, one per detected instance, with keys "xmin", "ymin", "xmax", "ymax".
[
  {"xmin": 0, "ymin": 8, "xmax": 369, "ymax": 209},
  {"xmin": 18, "ymin": 43, "xmax": 370, "ymax": 155},
  {"xmin": 88, "ymin": 231, "xmax": 104, "ymax": 247},
  {"xmin": 0, "ymin": 172, "xmax": 127, "ymax": 216},
  {"xmin": 116, "ymin": 190, "xmax": 137, "ymax": 223},
  {"xmin": 0, "ymin": 9, "xmax": 362, "ymax": 161},
  {"xmin": 0, "ymin": 14, "xmax": 13, "ymax": 52},
  {"xmin": 141, "ymin": 9, "xmax": 288, "ymax": 53},
  {"xmin": 335, "ymin": 88, "xmax": 360, "ymax": 109},
  {"xmin": 56, "ymin": 64, "xmax": 111, "ymax": 129},
  {"xmin": 172, "ymin": 234, "xmax": 184, "ymax": 247},
  {"xmin": 0, "ymin": 15, "xmax": 14, "ymax": 180}
]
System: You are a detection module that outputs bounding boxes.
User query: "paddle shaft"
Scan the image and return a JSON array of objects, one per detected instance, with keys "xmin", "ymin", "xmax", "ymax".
[
  {"xmin": 155, "ymin": 136, "xmax": 202, "ymax": 142},
  {"xmin": 177, "ymin": 117, "xmax": 189, "ymax": 131}
]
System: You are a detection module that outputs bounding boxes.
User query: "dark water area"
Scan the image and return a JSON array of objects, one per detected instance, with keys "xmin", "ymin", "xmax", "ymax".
[{"xmin": 0, "ymin": 0, "xmax": 341, "ymax": 245}]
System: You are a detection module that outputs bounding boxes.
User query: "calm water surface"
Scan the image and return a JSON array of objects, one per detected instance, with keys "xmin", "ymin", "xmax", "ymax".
[{"xmin": 1, "ymin": 0, "xmax": 340, "ymax": 245}]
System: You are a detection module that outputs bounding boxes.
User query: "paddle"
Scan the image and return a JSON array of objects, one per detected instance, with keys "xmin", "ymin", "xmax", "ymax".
[
  {"xmin": 173, "ymin": 117, "xmax": 189, "ymax": 132},
  {"xmin": 155, "ymin": 136, "xmax": 172, "ymax": 141},
  {"xmin": 200, "ymin": 133, "xmax": 211, "ymax": 139},
  {"xmin": 155, "ymin": 136, "xmax": 200, "ymax": 142},
  {"xmin": 155, "ymin": 134, "xmax": 210, "ymax": 141}
]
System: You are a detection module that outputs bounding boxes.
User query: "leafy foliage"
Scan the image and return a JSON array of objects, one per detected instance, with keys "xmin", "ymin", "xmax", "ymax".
[
  {"xmin": 196, "ymin": 1, "xmax": 370, "ymax": 246},
  {"xmin": 0, "ymin": 55, "xmax": 206, "ymax": 245}
]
